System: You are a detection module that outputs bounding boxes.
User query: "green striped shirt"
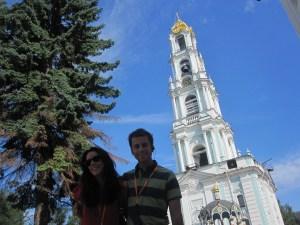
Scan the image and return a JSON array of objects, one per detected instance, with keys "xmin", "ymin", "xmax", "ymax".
[{"xmin": 123, "ymin": 161, "xmax": 182, "ymax": 225}]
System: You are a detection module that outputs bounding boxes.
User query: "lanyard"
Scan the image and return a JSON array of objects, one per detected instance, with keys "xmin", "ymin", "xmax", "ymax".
[
  {"xmin": 98, "ymin": 205, "xmax": 106, "ymax": 225},
  {"xmin": 134, "ymin": 166, "xmax": 157, "ymax": 205}
]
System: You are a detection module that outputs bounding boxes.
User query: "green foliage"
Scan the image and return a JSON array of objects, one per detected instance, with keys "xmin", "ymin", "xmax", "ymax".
[
  {"xmin": 280, "ymin": 202, "xmax": 300, "ymax": 225},
  {"xmin": 49, "ymin": 207, "xmax": 80, "ymax": 225},
  {"xmin": 66, "ymin": 131, "xmax": 93, "ymax": 152},
  {"xmin": 0, "ymin": 191, "xmax": 24, "ymax": 225},
  {"xmin": 49, "ymin": 207, "xmax": 68, "ymax": 225},
  {"xmin": 66, "ymin": 215, "xmax": 80, "ymax": 225},
  {"xmin": 0, "ymin": 0, "xmax": 120, "ymax": 224},
  {"xmin": 38, "ymin": 147, "xmax": 76, "ymax": 172}
]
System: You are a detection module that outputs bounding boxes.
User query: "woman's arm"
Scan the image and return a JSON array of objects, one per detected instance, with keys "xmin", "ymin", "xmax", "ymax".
[{"xmin": 71, "ymin": 185, "xmax": 83, "ymax": 218}]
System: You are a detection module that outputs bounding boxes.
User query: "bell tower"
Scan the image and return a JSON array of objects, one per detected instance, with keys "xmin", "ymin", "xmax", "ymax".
[
  {"xmin": 168, "ymin": 17, "xmax": 285, "ymax": 225},
  {"xmin": 169, "ymin": 17, "xmax": 238, "ymax": 172}
]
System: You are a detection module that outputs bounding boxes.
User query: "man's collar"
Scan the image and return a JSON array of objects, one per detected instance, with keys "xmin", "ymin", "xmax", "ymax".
[{"xmin": 135, "ymin": 160, "xmax": 157, "ymax": 176}]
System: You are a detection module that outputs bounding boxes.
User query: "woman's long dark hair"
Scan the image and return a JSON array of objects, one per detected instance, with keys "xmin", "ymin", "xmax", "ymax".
[{"xmin": 79, "ymin": 146, "xmax": 121, "ymax": 207}]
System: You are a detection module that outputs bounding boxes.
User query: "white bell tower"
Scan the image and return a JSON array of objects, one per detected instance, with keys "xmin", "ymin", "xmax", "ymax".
[
  {"xmin": 169, "ymin": 17, "xmax": 238, "ymax": 173},
  {"xmin": 168, "ymin": 17, "xmax": 285, "ymax": 225}
]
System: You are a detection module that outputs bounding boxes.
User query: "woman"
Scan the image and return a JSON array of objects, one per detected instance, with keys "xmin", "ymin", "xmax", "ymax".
[{"xmin": 72, "ymin": 146, "xmax": 122, "ymax": 225}]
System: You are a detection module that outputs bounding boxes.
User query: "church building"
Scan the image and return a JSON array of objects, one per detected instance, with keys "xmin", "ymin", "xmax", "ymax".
[{"xmin": 168, "ymin": 17, "xmax": 285, "ymax": 225}]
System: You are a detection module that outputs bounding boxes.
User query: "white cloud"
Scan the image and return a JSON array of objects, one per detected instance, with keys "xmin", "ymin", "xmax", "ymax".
[
  {"xmin": 121, "ymin": 114, "xmax": 171, "ymax": 124},
  {"xmin": 101, "ymin": 0, "xmax": 155, "ymax": 63},
  {"xmin": 94, "ymin": 113, "xmax": 172, "ymax": 124},
  {"xmin": 244, "ymin": 0, "xmax": 256, "ymax": 13},
  {"xmin": 119, "ymin": 113, "xmax": 172, "ymax": 124},
  {"xmin": 272, "ymin": 151, "xmax": 300, "ymax": 192}
]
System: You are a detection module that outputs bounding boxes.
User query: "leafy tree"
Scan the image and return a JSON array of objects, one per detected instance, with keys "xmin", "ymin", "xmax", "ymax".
[
  {"xmin": 280, "ymin": 202, "xmax": 300, "ymax": 225},
  {"xmin": 65, "ymin": 214, "xmax": 80, "ymax": 225},
  {"xmin": 49, "ymin": 207, "xmax": 79, "ymax": 225},
  {"xmin": 49, "ymin": 208, "xmax": 67, "ymax": 225},
  {"xmin": 0, "ymin": 0, "xmax": 120, "ymax": 224},
  {"xmin": 0, "ymin": 191, "xmax": 24, "ymax": 225}
]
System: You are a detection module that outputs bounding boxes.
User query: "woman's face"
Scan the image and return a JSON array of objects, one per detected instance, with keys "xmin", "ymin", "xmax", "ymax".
[{"xmin": 85, "ymin": 151, "xmax": 104, "ymax": 177}]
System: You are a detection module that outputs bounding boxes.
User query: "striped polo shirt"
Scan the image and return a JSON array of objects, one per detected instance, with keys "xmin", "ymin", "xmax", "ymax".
[{"xmin": 123, "ymin": 161, "xmax": 182, "ymax": 225}]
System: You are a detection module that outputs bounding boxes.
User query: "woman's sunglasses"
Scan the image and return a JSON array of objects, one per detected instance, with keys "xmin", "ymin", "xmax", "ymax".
[{"xmin": 85, "ymin": 155, "xmax": 102, "ymax": 167}]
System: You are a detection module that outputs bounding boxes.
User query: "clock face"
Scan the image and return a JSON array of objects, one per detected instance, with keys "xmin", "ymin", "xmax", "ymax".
[{"xmin": 182, "ymin": 77, "xmax": 192, "ymax": 87}]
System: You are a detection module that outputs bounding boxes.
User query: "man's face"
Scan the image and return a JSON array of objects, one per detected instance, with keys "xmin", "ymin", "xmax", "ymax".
[{"xmin": 131, "ymin": 135, "xmax": 153, "ymax": 165}]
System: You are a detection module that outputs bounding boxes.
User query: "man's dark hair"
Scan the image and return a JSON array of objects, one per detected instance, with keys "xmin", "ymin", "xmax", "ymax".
[{"xmin": 128, "ymin": 128, "xmax": 155, "ymax": 150}]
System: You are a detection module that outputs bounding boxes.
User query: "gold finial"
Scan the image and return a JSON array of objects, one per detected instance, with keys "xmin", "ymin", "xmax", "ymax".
[
  {"xmin": 176, "ymin": 12, "xmax": 180, "ymax": 21},
  {"xmin": 212, "ymin": 183, "xmax": 220, "ymax": 200},
  {"xmin": 212, "ymin": 183, "xmax": 220, "ymax": 193}
]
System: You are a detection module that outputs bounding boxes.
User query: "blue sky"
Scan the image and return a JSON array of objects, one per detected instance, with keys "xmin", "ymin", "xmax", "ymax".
[
  {"xmin": 93, "ymin": 0, "xmax": 300, "ymax": 211},
  {"xmin": 5, "ymin": 0, "xmax": 300, "ymax": 212}
]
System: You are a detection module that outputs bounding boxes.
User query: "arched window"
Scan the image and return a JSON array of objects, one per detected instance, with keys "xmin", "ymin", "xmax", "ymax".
[
  {"xmin": 222, "ymin": 212, "xmax": 230, "ymax": 225},
  {"xmin": 213, "ymin": 214, "xmax": 221, "ymax": 225},
  {"xmin": 237, "ymin": 194, "xmax": 246, "ymax": 208},
  {"xmin": 185, "ymin": 95, "xmax": 199, "ymax": 116},
  {"xmin": 222, "ymin": 212, "xmax": 230, "ymax": 219},
  {"xmin": 193, "ymin": 145, "xmax": 209, "ymax": 167},
  {"xmin": 180, "ymin": 59, "xmax": 191, "ymax": 75},
  {"xmin": 176, "ymin": 35, "xmax": 186, "ymax": 51}
]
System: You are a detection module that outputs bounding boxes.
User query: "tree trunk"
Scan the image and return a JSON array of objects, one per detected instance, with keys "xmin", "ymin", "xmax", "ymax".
[{"xmin": 34, "ymin": 170, "xmax": 54, "ymax": 225}]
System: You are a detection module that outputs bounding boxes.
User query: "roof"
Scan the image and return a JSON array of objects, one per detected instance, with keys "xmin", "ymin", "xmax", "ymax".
[{"xmin": 204, "ymin": 200, "xmax": 236, "ymax": 212}]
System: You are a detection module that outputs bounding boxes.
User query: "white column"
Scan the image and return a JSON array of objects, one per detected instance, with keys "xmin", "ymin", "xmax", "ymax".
[
  {"xmin": 198, "ymin": 87, "xmax": 206, "ymax": 110},
  {"xmin": 195, "ymin": 86, "xmax": 203, "ymax": 112},
  {"xmin": 195, "ymin": 53, "xmax": 202, "ymax": 74},
  {"xmin": 202, "ymin": 85, "xmax": 211, "ymax": 109},
  {"xmin": 214, "ymin": 96, "xmax": 222, "ymax": 116},
  {"xmin": 203, "ymin": 131, "xmax": 213, "ymax": 164},
  {"xmin": 175, "ymin": 141, "xmax": 185, "ymax": 172},
  {"xmin": 170, "ymin": 36, "xmax": 178, "ymax": 54},
  {"xmin": 228, "ymin": 136, "xmax": 238, "ymax": 157},
  {"xmin": 175, "ymin": 97, "xmax": 183, "ymax": 119},
  {"xmin": 222, "ymin": 130, "xmax": 233, "ymax": 159},
  {"xmin": 171, "ymin": 96, "xmax": 179, "ymax": 120},
  {"xmin": 206, "ymin": 86, "xmax": 215, "ymax": 110},
  {"xmin": 182, "ymin": 139, "xmax": 194, "ymax": 168},
  {"xmin": 210, "ymin": 130, "xmax": 221, "ymax": 162},
  {"xmin": 215, "ymin": 129, "xmax": 226, "ymax": 160},
  {"xmin": 190, "ymin": 54, "xmax": 198, "ymax": 74}
]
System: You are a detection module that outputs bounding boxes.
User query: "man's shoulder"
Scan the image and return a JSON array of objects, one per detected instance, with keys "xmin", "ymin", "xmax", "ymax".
[{"xmin": 122, "ymin": 169, "xmax": 135, "ymax": 180}]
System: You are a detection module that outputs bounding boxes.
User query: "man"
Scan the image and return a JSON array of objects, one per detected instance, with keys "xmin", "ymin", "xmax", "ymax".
[{"xmin": 123, "ymin": 128, "xmax": 184, "ymax": 225}]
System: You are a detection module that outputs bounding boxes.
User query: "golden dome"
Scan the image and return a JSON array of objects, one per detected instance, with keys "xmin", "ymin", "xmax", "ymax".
[
  {"xmin": 212, "ymin": 183, "xmax": 220, "ymax": 193},
  {"xmin": 171, "ymin": 19, "xmax": 192, "ymax": 34}
]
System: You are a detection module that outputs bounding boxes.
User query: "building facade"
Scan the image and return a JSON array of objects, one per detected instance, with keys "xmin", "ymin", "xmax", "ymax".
[
  {"xmin": 168, "ymin": 18, "xmax": 285, "ymax": 225},
  {"xmin": 281, "ymin": 0, "xmax": 300, "ymax": 36}
]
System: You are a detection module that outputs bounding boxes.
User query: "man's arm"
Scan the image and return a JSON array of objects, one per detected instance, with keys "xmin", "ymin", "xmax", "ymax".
[{"xmin": 169, "ymin": 199, "xmax": 184, "ymax": 225}]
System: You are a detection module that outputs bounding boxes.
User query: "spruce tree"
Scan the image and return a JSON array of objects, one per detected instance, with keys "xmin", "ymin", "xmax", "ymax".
[
  {"xmin": 0, "ymin": 0, "xmax": 120, "ymax": 224},
  {"xmin": 0, "ymin": 191, "xmax": 24, "ymax": 225}
]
